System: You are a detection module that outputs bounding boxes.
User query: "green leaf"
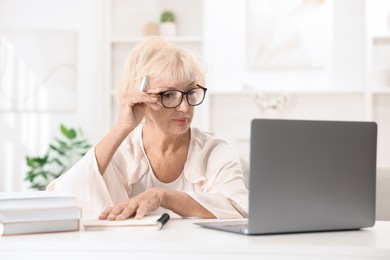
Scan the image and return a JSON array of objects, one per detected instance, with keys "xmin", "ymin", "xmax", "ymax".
[
  {"xmin": 69, "ymin": 129, "xmax": 77, "ymax": 139},
  {"xmin": 31, "ymin": 183, "xmax": 46, "ymax": 191},
  {"xmin": 37, "ymin": 155, "xmax": 48, "ymax": 166},
  {"xmin": 73, "ymin": 140, "xmax": 87, "ymax": 146},
  {"xmin": 82, "ymin": 144, "xmax": 91, "ymax": 149},
  {"xmin": 50, "ymin": 144, "xmax": 65, "ymax": 155},
  {"xmin": 25, "ymin": 172, "xmax": 36, "ymax": 182},
  {"xmin": 41, "ymin": 172, "xmax": 49, "ymax": 180},
  {"xmin": 61, "ymin": 124, "xmax": 77, "ymax": 140},
  {"xmin": 55, "ymin": 138, "xmax": 69, "ymax": 148},
  {"xmin": 26, "ymin": 157, "xmax": 35, "ymax": 167},
  {"xmin": 51, "ymin": 158, "xmax": 64, "ymax": 166}
]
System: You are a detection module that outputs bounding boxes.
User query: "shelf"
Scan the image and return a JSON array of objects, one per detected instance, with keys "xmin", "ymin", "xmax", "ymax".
[
  {"xmin": 209, "ymin": 88, "xmax": 366, "ymax": 96},
  {"xmin": 261, "ymin": 89, "xmax": 365, "ymax": 95},
  {"xmin": 110, "ymin": 36, "xmax": 203, "ymax": 44},
  {"xmin": 372, "ymin": 88, "xmax": 390, "ymax": 94},
  {"xmin": 373, "ymin": 35, "xmax": 390, "ymax": 44}
]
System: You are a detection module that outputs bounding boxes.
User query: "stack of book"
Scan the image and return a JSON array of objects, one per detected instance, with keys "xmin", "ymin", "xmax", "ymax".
[{"xmin": 0, "ymin": 191, "xmax": 81, "ymax": 236}]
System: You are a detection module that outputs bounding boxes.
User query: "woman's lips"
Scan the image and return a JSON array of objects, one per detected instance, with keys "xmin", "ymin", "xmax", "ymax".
[{"xmin": 173, "ymin": 117, "xmax": 189, "ymax": 125}]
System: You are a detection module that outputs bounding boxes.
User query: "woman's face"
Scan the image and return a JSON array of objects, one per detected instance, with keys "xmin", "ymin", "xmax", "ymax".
[{"xmin": 144, "ymin": 78, "xmax": 196, "ymax": 135}]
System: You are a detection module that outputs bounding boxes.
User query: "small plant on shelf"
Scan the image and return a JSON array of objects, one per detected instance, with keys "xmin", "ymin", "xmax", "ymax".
[
  {"xmin": 160, "ymin": 10, "xmax": 176, "ymax": 23},
  {"xmin": 25, "ymin": 124, "xmax": 91, "ymax": 190},
  {"xmin": 159, "ymin": 10, "xmax": 177, "ymax": 37}
]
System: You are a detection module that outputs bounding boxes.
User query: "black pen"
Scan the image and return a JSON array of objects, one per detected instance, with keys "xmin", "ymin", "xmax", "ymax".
[{"xmin": 156, "ymin": 213, "xmax": 170, "ymax": 230}]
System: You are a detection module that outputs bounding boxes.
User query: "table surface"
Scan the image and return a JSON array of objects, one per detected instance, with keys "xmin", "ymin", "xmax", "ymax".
[{"xmin": 1, "ymin": 219, "xmax": 390, "ymax": 260}]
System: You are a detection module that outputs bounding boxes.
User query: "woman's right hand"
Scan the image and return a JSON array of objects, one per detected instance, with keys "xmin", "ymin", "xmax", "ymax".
[
  {"xmin": 117, "ymin": 88, "xmax": 162, "ymax": 132},
  {"xmin": 95, "ymin": 88, "xmax": 162, "ymax": 175}
]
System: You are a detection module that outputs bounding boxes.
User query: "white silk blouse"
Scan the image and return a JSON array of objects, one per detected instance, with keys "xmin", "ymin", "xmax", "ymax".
[{"xmin": 47, "ymin": 126, "xmax": 248, "ymax": 219}]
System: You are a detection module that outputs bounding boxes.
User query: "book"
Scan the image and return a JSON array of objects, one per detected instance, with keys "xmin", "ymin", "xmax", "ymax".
[
  {"xmin": 0, "ymin": 207, "xmax": 81, "ymax": 223},
  {"xmin": 0, "ymin": 191, "xmax": 80, "ymax": 236},
  {"xmin": 0, "ymin": 191, "xmax": 75, "ymax": 209},
  {"xmin": 0, "ymin": 219, "xmax": 79, "ymax": 236},
  {"xmin": 83, "ymin": 214, "xmax": 170, "ymax": 231}
]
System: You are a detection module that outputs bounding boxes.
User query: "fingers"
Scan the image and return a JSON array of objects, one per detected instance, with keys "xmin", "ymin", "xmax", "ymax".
[
  {"xmin": 116, "ymin": 206, "xmax": 136, "ymax": 220},
  {"xmin": 125, "ymin": 92, "xmax": 156, "ymax": 106},
  {"xmin": 98, "ymin": 201, "xmax": 138, "ymax": 221},
  {"xmin": 134, "ymin": 205, "xmax": 148, "ymax": 219},
  {"xmin": 98, "ymin": 207, "xmax": 113, "ymax": 220},
  {"xmin": 150, "ymin": 102, "xmax": 163, "ymax": 111},
  {"xmin": 145, "ymin": 88, "xmax": 162, "ymax": 95},
  {"xmin": 98, "ymin": 189, "xmax": 163, "ymax": 221},
  {"xmin": 121, "ymin": 91, "xmax": 161, "ymax": 110},
  {"xmin": 106, "ymin": 203, "xmax": 126, "ymax": 220}
]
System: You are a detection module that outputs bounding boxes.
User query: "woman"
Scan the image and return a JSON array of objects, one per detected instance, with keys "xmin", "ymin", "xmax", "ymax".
[{"xmin": 47, "ymin": 37, "xmax": 248, "ymax": 220}]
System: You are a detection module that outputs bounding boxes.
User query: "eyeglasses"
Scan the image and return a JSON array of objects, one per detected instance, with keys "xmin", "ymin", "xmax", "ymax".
[{"xmin": 158, "ymin": 84, "xmax": 207, "ymax": 109}]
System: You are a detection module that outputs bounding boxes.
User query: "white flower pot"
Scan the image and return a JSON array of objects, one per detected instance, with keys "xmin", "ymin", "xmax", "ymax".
[{"xmin": 159, "ymin": 22, "xmax": 177, "ymax": 37}]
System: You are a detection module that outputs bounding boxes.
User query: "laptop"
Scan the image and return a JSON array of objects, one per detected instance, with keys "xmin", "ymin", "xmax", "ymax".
[{"xmin": 196, "ymin": 119, "xmax": 377, "ymax": 235}]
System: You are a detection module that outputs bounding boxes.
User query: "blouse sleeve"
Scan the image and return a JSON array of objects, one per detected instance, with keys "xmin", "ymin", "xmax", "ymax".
[
  {"xmin": 184, "ymin": 132, "xmax": 249, "ymax": 219},
  {"xmin": 46, "ymin": 146, "xmax": 131, "ymax": 219}
]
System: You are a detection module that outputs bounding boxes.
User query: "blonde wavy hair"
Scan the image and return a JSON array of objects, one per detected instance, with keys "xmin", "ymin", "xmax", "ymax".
[{"xmin": 117, "ymin": 37, "xmax": 206, "ymax": 98}]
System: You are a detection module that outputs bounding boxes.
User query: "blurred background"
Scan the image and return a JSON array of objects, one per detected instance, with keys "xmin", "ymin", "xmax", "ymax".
[{"xmin": 0, "ymin": 0, "xmax": 389, "ymax": 192}]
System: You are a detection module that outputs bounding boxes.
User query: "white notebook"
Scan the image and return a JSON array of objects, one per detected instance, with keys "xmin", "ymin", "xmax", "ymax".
[{"xmin": 83, "ymin": 214, "xmax": 170, "ymax": 231}]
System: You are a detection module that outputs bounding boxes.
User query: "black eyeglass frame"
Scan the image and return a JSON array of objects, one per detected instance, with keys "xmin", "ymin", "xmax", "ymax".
[{"xmin": 158, "ymin": 84, "xmax": 208, "ymax": 109}]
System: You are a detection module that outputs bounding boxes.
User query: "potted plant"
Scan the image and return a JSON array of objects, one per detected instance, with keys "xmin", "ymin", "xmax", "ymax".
[
  {"xmin": 159, "ymin": 10, "xmax": 177, "ymax": 37},
  {"xmin": 25, "ymin": 124, "xmax": 91, "ymax": 190}
]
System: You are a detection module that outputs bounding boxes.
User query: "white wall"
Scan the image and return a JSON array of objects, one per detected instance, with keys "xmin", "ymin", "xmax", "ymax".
[
  {"xmin": 203, "ymin": 0, "xmax": 365, "ymax": 92},
  {"xmin": 0, "ymin": 0, "xmax": 106, "ymax": 191}
]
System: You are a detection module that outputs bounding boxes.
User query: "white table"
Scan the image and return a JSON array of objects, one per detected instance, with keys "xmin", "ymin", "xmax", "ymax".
[{"xmin": 1, "ymin": 220, "xmax": 390, "ymax": 260}]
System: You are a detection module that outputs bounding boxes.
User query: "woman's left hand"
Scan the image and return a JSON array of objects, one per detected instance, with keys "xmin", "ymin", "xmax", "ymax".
[{"xmin": 99, "ymin": 188, "xmax": 163, "ymax": 220}]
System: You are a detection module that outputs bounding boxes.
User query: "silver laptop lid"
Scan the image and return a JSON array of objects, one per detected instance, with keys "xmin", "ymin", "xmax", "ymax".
[{"xmin": 248, "ymin": 119, "xmax": 377, "ymax": 234}]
